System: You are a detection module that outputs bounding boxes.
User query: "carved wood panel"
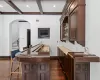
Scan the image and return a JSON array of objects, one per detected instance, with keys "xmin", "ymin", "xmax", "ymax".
[
  {"xmin": 75, "ymin": 63, "xmax": 90, "ymax": 80},
  {"xmin": 22, "ymin": 63, "xmax": 50, "ymax": 80}
]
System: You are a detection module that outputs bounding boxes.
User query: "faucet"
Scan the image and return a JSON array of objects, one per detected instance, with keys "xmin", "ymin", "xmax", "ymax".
[{"xmin": 84, "ymin": 47, "xmax": 89, "ymax": 54}]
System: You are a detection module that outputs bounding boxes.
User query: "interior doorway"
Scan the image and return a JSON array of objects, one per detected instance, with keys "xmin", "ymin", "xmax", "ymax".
[
  {"xmin": 27, "ymin": 29, "xmax": 31, "ymax": 48},
  {"xmin": 9, "ymin": 20, "xmax": 31, "ymax": 52}
]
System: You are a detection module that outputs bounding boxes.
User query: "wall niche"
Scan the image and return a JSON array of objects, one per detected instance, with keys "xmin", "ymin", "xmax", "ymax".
[{"xmin": 60, "ymin": 16, "xmax": 69, "ymax": 42}]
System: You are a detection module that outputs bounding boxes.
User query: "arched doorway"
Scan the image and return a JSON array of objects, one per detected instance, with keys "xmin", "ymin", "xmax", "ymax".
[{"xmin": 9, "ymin": 19, "xmax": 31, "ymax": 52}]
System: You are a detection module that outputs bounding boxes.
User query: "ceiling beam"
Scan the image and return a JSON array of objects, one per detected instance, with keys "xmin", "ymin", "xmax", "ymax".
[
  {"xmin": 36, "ymin": 0, "xmax": 43, "ymax": 14},
  {"xmin": 43, "ymin": 12, "xmax": 62, "ymax": 15},
  {"xmin": 1, "ymin": 12, "xmax": 62, "ymax": 15},
  {"xmin": 0, "ymin": 11, "xmax": 3, "ymax": 14},
  {"xmin": 4, "ymin": 0, "xmax": 23, "ymax": 14}
]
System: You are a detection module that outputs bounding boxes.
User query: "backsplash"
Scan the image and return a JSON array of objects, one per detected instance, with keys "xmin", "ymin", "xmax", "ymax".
[{"xmin": 58, "ymin": 41, "xmax": 85, "ymax": 52}]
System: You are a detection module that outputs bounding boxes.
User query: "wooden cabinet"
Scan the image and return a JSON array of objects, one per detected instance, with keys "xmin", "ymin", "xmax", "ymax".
[
  {"xmin": 75, "ymin": 63, "xmax": 90, "ymax": 80},
  {"xmin": 22, "ymin": 62, "xmax": 50, "ymax": 80},
  {"xmin": 58, "ymin": 48, "xmax": 74, "ymax": 80},
  {"xmin": 60, "ymin": 16, "xmax": 69, "ymax": 41},
  {"xmin": 69, "ymin": 9, "xmax": 77, "ymax": 42},
  {"xmin": 57, "ymin": 46, "xmax": 100, "ymax": 80},
  {"xmin": 60, "ymin": 0, "xmax": 85, "ymax": 46}
]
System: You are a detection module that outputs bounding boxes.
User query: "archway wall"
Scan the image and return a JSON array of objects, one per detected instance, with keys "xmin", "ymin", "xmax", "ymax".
[
  {"xmin": 9, "ymin": 20, "xmax": 30, "ymax": 51},
  {"xmin": 9, "ymin": 21, "xmax": 19, "ymax": 52},
  {"xmin": 1, "ymin": 15, "xmax": 60, "ymax": 56},
  {"xmin": 10, "ymin": 21, "xmax": 19, "ymax": 44}
]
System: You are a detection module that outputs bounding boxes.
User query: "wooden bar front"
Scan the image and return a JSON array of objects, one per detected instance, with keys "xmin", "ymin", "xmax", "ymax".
[
  {"xmin": 16, "ymin": 44, "xmax": 50, "ymax": 80},
  {"xmin": 58, "ymin": 46, "xmax": 100, "ymax": 80}
]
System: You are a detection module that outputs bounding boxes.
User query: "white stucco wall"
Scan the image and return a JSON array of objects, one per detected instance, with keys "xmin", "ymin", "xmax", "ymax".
[
  {"xmin": 0, "ymin": 15, "xmax": 60, "ymax": 56},
  {"xmin": 86, "ymin": 0, "xmax": 100, "ymax": 80},
  {"xmin": 0, "ymin": 15, "xmax": 3, "ymax": 56}
]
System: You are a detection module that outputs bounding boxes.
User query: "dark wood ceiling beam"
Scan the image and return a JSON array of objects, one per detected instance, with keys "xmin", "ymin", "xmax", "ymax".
[
  {"xmin": 0, "ymin": 11, "xmax": 3, "ymax": 14},
  {"xmin": 43, "ymin": 12, "xmax": 62, "ymax": 15},
  {"xmin": 1, "ymin": 12, "xmax": 62, "ymax": 15},
  {"xmin": 36, "ymin": 0, "xmax": 43, "ymax": 14},
  {"xmin": 4, "ymin": 0, "xmax": 23, "ymax": 14}
]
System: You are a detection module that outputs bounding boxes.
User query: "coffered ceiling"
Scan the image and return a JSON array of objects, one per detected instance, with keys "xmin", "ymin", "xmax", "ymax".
[{"xmin": 0, "ymin": 0, "xmax": 66, "ymax": 15}]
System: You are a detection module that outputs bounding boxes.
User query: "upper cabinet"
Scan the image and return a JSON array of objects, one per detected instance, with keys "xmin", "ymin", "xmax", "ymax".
[
  {"xmin": 60, "ymin": 16, "xmax": 69, "ymax": 42},
  {"xmin": 60, "ymin": 0, "xmax": 85, "ymax": 46}
]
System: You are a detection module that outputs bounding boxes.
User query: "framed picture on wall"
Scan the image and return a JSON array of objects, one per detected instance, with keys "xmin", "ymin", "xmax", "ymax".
[{"xmin": 38, "ymin": 28, "xmax": 50, "ymax": 39}]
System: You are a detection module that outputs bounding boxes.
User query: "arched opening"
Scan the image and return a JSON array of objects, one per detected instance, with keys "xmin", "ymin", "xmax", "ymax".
[{"xmin": 9, "ymin": 19, "xmax": 31, "ymax": 52}]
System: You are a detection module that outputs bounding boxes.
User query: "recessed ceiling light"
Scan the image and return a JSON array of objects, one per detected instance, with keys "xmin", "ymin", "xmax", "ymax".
[
  {"xmin": 26, "ymin": 5, "xmax": 30, "ymax": 8},
  {"xmin": 0, "ymin": 5, "xmax": 3, "ymax": 8},
  {"xmin": 53, "ymin": 5, "xmax": 56, "ymax": 8}
]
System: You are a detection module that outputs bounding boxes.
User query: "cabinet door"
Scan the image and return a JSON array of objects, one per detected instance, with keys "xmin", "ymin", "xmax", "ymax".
[
  {"xmin": 38, "ymin": 63, "xmax": 50, "ymax": 80},
  {"xmin": 75, "ymin": 63, "xmax": 90, "ymax": 80},
  {"xmin": 69, "ymin": 9, "xmax": 77, "ymax": 42},
  {"xmin": 22, "ymin": 63, "xmax": 50, "ymax": 80},
  {"xmin": 23, "ymin": 72, "xmax": 38, "ymax": 80},
  {"xmin": 76, "ymin": 6, "xmax": 85, "ymax": 46}
]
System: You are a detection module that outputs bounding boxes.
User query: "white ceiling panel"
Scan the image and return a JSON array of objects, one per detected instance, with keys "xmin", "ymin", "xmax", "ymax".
[
  {"xmin": 12, "ymin": 1, "xmax": 40, "ymax": 12},
  {"xmin": 0, "ymin": 1, "xmax": 17, "ymax": 12},
  {"xmin": 41, "ymin": 0, "xmax": 66, "ymax": 12}
]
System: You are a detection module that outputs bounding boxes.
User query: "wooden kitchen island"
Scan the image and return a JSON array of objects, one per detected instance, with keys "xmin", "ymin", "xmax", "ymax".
[{"xmin": 16, "ymin": 44, "xmax": 50, "ymax": 80}]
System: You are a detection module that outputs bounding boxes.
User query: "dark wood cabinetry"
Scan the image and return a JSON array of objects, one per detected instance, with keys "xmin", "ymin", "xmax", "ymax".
[
  {"xmin": 22, "ymin": 63, "xmax": 50, "ymax": 80},
  {"xmin": 57, "ymin": 46, "xmax": 100, "ymax": 80},
  {"xmin": 16, "ymin": 44, "xmax": 50, "ymax": 80},
  {"xmin": 60, "ymin": 16, "xmax": 69, "ymax": 41},
  {"xmin": 69, "ymin": 10, "xmax": 77, "ymax": 42},
  {"xmin": 60, "ymin": 0, "xmax": 85, "ymax": 46}
]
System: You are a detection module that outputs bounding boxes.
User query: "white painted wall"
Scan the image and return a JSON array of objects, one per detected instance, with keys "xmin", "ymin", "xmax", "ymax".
[
  {"xmin": 1, "ymin": 15, "xmax": 60, "ymax": 56},
  {"xmin": 19, "ymin": 22, "xmax": 30, "ymax": 51},
  {"xmin": 11, "ymin": 21, "xmax": 19, "ymax": 44},
  {"xmin": 0, "ymin": 15, "xmax": 3, "ymax": 56},
  {"xmin": 86, "ymin": 0, "xmax": 100, "ymax": 80},
  {"xmin": 9, "ymin": 21, "xmax": 30, "ymax": 51},
  {"xmin": 9, "ymin": 21, "xmax": 19, "ymax": 51}
]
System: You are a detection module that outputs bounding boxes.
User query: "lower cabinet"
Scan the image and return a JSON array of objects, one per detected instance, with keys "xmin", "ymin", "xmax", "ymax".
[
  {"xmin": 58, "ymin": 47, "xmax": 90, "ymax": 80},
  {"xmin": 75, "ymin": 63, "xmax": 90, "ymax": 80},
  {"xmin": 22, "ymin": 63, "xmax": 50, "ymax": 80}
]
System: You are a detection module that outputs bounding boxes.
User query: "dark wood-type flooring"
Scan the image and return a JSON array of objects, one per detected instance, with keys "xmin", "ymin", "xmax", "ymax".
[{"xmin": 0, "ymin": 60, "xmax": 66, "ymax": 80}]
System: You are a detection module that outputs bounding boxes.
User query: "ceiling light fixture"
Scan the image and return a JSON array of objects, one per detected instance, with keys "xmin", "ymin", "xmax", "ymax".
[
  {"xmin": 53, "ymin": 5, "xmax": 56, "ymax": 8},
  {"xmin": 26, "ymin": 5, "xmax": 30, "ymax": 8},
  {"xmin": 0, "ymin": 5, "xmax": 3, "ymax": 8}
]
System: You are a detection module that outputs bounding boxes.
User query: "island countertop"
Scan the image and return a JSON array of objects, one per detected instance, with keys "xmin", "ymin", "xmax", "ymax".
[{"xmin": 15, "ymin": 45, "xmax": 50, "ymax": 63}]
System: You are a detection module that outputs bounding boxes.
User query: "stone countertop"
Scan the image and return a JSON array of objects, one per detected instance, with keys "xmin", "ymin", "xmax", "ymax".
[{"xmin": 58, "ymin": 46, "xmax": 100, "ymax": 62}]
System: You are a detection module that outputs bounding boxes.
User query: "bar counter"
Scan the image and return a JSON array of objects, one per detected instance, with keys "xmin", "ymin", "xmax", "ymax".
[{"xmin": 16, "ymin": 45, "xmax": 50, "ymax": 80}]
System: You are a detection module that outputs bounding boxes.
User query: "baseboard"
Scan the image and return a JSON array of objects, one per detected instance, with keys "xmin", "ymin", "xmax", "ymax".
[
  {"xmin": 0, "ymin": 56, "xmax": 10, "ymax": 60},
  {"xmin": 50, "ymin": 56, "xmax": 58, "ymax": 60}
]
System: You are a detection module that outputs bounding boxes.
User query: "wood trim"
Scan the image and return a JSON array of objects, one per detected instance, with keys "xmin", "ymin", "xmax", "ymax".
[
  {"xmin": 17, "ymin": 57, "xmax": 50, "ymax": 63},
  {"xmin": 75, "ymin": 57, "xmax": 100, "ymax": 62},
  {"xmin": 4, "ymin": 0, "xmax": 23, "ymax": 14},
  {"xmin": 0, "ymin": 56, "xmax": 10, "ymax": 60},
  {"xmin": 1, "ymin": 12, "xmax": 62, "ymax": 15},
  {"xmin": 36, "ymin": 0, "xmax": 43, "ymax": 14},
  {"xmin": 50, "ymin": 56, "xmax": 58, "ymax": 60}
]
